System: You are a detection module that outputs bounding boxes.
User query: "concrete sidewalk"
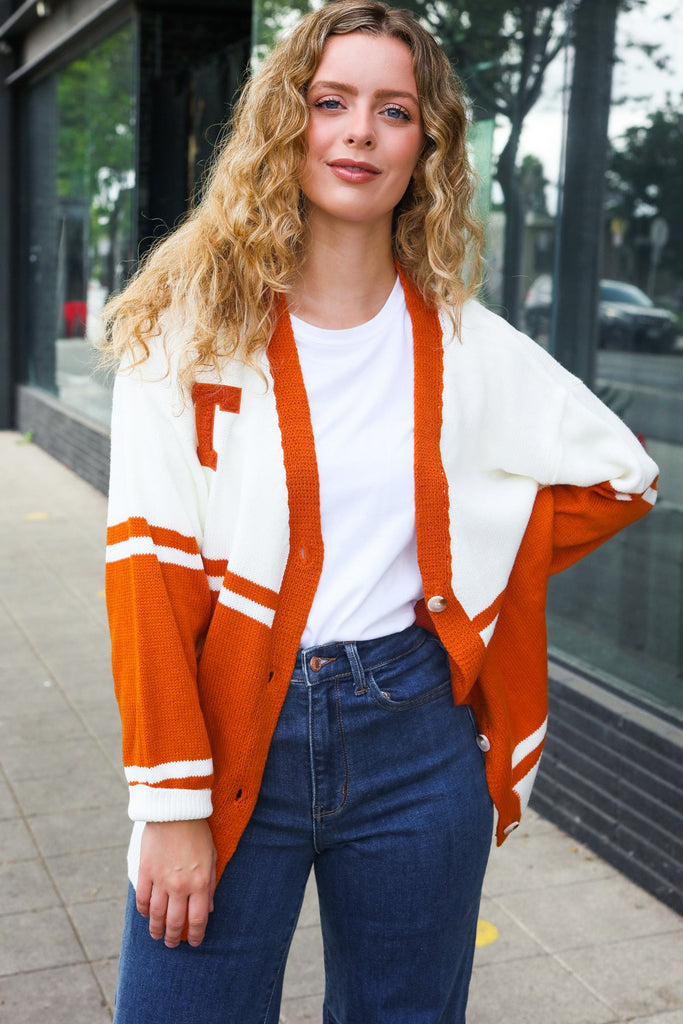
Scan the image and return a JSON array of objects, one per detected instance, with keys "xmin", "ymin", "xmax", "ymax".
[{"xmin": 0, "ymin": 430, "xmax": 681, "ymax": 1024}]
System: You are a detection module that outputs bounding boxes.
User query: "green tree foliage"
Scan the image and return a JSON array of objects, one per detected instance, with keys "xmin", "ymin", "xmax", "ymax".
[
  {"xmin": 56, "ymin": 23, "xmax": 136, "ymax": 289},
  {"xmin": 608, "ymin": 97, "xmax": 683, "ymax": 277},
  {"xmin": 252, "ymin": 0, "xmax": 320, "ymax": 60},
  {"xmin": 399, "ymin": 0, "xmax": 566, "ymax": 323}
]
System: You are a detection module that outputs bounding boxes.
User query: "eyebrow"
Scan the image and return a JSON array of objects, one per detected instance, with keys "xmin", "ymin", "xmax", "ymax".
[{"xmin": 309, "ymin": 80, "xmax": 419, "ymax": 106}]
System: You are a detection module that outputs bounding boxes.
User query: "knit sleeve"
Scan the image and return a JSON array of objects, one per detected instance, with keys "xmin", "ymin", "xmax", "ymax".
[
  {"xmin": 106, "ymin": 347, "xmax": 214, "ymax": 823},
  {"xmin": 548, "ymin": 378, "xmax": 658, "ymax": 574}
]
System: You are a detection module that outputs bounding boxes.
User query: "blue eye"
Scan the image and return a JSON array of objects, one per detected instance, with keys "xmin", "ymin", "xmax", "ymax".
[
  {"xmin": 314, "ymin": 98, "xmax": 343, "ymax": 110},
  {"xmin": 382, "ymin": 105, "xmax": 411, "ymax": 121}
]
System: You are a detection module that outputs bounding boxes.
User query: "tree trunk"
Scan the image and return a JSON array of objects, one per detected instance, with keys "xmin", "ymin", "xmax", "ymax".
[
  {"xmin": 552, "ymin": 0, "xmax": 620, "ymax": 385},
  {"xmin": 497, "ymin": 129, "xmax": 525, "ymax": 326}
]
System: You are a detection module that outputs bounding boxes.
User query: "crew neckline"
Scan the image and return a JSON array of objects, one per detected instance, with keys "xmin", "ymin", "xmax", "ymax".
[{"xmin": 289, "ymin": 276, "xmax": 403, "ymax": 345}]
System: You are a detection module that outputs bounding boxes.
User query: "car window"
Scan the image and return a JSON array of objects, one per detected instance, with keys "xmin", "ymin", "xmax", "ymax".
[{"xmin": 599, "ymin": 282, "xmax": 653, "ymax": 308}]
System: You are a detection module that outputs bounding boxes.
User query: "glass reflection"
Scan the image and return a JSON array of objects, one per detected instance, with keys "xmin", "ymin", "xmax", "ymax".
[{"xmin": 54, "ymin": 22, "xmax": 136, "ymax": 424}]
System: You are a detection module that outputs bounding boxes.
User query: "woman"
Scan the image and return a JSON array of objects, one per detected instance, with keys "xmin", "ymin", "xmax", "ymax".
[{"xmin": 104, "ymin": 2, "xmax": 658, "ymax": 1021}]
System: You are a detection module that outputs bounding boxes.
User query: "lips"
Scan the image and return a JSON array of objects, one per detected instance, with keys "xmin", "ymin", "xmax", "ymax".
[
  {"xmin": 325, "ymin": 159, "xmax": 381, "ymax": 184},
  {"xmin": 327, "ymin": 159, "xmax": 381, "ymax": 174}
]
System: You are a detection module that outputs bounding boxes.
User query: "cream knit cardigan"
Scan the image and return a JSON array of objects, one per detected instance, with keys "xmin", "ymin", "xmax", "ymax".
[{"xmin": 106, "ymin": 273, "xmax": 658, "ymax": 882}]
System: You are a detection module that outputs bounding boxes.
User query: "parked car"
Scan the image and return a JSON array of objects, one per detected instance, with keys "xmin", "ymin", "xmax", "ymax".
[{"xmin": 524, "ymin": 276, "xmax": 679, "ymax": 353}]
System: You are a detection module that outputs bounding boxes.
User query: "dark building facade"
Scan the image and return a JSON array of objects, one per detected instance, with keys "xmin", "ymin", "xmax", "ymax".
[
  {"xmin": 1, "ymin": 0, "xmax": 251, "ymax": 486},
  {"xmin": 1, "ymin": 0, "xmax": 681, "ymax": 914}
]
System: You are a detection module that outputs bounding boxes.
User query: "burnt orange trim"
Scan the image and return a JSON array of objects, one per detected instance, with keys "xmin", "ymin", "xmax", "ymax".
[
  {"xmin": 203, "ymin": 556, "xmax": 228, "ymax": 577},
  {"xmin": 192, "ymin": 382, "xmax": 242, "ymax": 471},
  {"xmin": 266, "ymin": 299, "xmax": 324, "ymax": 668},
  {"xmin": 130, "ymin": 776, "xmax": 214, "ymax": 791},
  {"xmin": 398, "ymin": 268, "xmax": 484, "ymax": 694},
  {"xmin": 204, "ymin": 312, "xmax": 324, "ymax": 879},
  {"xmin": 107, "ymin": 519, "xmax": 200, "ymax": 556},
  {"xmin": 223, "ymin": 570, "xmax": 278, "ymax": 611}
]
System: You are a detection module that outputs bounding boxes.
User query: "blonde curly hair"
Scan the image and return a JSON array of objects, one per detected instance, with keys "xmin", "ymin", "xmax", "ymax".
[{"xmin": 102, "ymin": 0, "xmax": 483, "ymax": 377}]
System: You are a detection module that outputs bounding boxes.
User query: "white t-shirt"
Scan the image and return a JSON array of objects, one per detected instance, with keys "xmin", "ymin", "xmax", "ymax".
[{"xmin": 291, "ymin": 276, "xmax": 423, "ymax": 648}]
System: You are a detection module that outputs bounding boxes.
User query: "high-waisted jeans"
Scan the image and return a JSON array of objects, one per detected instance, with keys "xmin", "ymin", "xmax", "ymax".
[{"xmin": 113, "ymin": 624, "xmax": 493, "ymax": 1024}]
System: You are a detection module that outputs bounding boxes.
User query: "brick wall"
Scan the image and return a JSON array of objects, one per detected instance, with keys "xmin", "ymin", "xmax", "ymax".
[
  {"xmin": 533, "ymin": 659, "xmax": 683, "ymax": 915},
  {"xmin": 16, "ymin": 384, "xmax": 110, "ymax": 494}
]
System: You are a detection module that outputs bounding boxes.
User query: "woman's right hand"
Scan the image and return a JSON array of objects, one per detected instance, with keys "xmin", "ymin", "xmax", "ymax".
[{"xmin": 136, "ymin": 819, "xmax": 217, "ymax": 948}]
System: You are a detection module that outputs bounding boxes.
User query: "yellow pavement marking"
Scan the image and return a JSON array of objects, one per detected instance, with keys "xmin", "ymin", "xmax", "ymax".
[
  {"xmin": 475, "ymin": 919, "xmax": 499, "ymax": 947},
  {"xmin": 25, "ymin": 512, "xmax": 49, "ymax": 520}
]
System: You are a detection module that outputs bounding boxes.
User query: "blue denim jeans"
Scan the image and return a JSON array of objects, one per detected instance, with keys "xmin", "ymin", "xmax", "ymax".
[{"xmin": 114, "ymin": 625, "xmax": 493, "ymax": 1024}]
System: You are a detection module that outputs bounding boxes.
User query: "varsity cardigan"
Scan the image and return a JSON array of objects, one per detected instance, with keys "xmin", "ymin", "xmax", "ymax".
[{"xmin": 106, "ymin": 272, "xmax": 659, "ymax": 881}]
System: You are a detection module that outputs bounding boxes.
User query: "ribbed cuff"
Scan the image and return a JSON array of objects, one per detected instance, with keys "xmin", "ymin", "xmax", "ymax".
[{"xmin": 127, "ymin": 785, "xmax": 213, "ymax": 822}]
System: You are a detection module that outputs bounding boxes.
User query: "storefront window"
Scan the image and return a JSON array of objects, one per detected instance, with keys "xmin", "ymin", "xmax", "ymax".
[
  {"xmin": 250, "ymin": 0, "xmax": 682, "ymax": 721},
  {"xmin": 22, "ymin": 21, "xmax": 136, "ymax": 426},
  {"xmin": 524, "ymin": 3, "xmax": 683, "ymax": 722}
]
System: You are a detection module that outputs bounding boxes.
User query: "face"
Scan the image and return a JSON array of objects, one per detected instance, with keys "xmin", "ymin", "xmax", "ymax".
[{"xmin": 301, "ymin": 32, "xmax": 426, "ymax": 234}]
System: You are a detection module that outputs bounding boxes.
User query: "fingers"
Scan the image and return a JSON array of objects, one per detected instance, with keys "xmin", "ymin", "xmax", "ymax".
[
  {"xmin": 209, "ymin": 846, "xmax": 218, "ymax": 914},
  {"xmin": 135, "ymin": 872, "xmax": 153, "ymax": 919},
  {"xmin": 136, "ymin": 819, "xmax": 217, "ymax": 947},
  {"xmin": 164, "ymin": 891, "xmax": 193, "ymax": 948},
  {"xmin": 148, "ymin": 885, "xmax": 170, "ymax": 942},
  {"xmin": 186, "ymin": 890, "xmax": 211, "ymax": 947}
]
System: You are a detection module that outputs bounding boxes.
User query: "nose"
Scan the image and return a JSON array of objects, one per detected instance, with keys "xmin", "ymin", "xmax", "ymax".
[
  {"xmin": 345, "ymin": 131, "xmax": 375, "ymax": 149},
  {"xmin": 344, "ymin": 107, "xmax": 375, "ymax": 149}
]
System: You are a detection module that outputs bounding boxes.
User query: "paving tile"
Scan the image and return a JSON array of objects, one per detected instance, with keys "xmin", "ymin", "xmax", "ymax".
[
  {"xmin": 281, "ymin": 923, "xmax": 325, "ymax": 1001},
  {"xmin": 279, "ymin": 992, "xmax": 325, "ymax": 1023},
  {"xmin": 96, "ymin": 731, "xmax": 125, "ymax": 775},
  {"xmin": 627, "ymin": 1014, "xmax": 683, "ymax": 1024},
  {"xmin": 467, "ymin": 955, "xmax": 616, "ymax": 1024},
  {"xmin": 298, "ymin": 873, "xmax": 320, "ymax": 928},
  {"xmin": 0, "ymin": 675, "xmax": 72, "ymax": 718},
  {"xmin": 0, "ymin": 817, "xmax": 38, "ymax": 863},
  {"xmin": 10, "ymin": 762, "xmax": 125, "ymax": 816},
  {"xmin": 0, "ymin": 963, "xmax": 112, "ymax": 1023},
  {"xmin": 513, "ymin": 806, "xmax": 560, "ymax": 838},
  {"xmin": 0, "ymin": 859, "xmax": 60, "ymax": 915},
  {"xmin": 0, "ymin": 906, "xmax": 84, "ymax": 976},
  {"xmin": 29, "ymin": 804, "xmax": 129, "ymax": 858},
  {"xmin": 561, "ymin": 932, "xmax": 683, "ymax": 1018},
  {"xmin": 1, "ymin": 708, "xmax": 89, "ymax": 744},
  {"xmin": 1, "ymin": 736, "xmax": 115, "ymax": 783},
  {"xmin": 69, "ymin": 693, "xmax": 121, "ymax": 734},
  {"xmin": 483, "ymin": 827, "xmax": 616, "ymax": 898},
  {"xmin": 67, "ymin": 896, "xmax": 126, "ymax": 961},
  {"xmin": 46, "ymin": 845, "xmax": 129, "ymax": 905},
  {"xmin": 0, "ymin": 779, "xmax": 19, "ymax": 820},
  {"xmin": 473, "ymin": 897, "xmax": 546, "ymax": 966},
  {"xmin": 19, "ymin": 621, "xmax": 109, "ymax": 666},
  {"xmin": 45, "ymin": 655, "xmax": 113, "ymax": 700},
  {"xmin": 498, "ymin": 874, "xmax": 683, "ymax": 953},
  {"xmin": 91, "ymin": 956, "xmax": 119, "ymax": 1015}
]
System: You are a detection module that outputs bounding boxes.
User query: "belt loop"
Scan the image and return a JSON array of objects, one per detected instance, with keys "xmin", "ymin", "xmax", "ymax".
[{"xmin": 344, "ymin": 641, "xmax": 366, "ymax": 695}]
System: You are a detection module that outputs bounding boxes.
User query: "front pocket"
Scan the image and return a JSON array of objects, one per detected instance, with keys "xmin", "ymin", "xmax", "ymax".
[{"xmin": 365, "ymin": 668, "xmax": 452, "ymax": 712}]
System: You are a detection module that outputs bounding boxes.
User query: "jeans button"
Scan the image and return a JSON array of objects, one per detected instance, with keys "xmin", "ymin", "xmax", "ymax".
[{"xmin": 310, "ymin": 656, "xmax": 323, "ymax": 672}]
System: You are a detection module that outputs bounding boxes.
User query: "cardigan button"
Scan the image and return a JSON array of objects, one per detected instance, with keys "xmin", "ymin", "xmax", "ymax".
[
  {"xmin": 427, "ymin": 595, "xmax": 447, "ymax": 613},
  {"xmin": 476, "ymin": 734, "xmax": 491, "ymax": 752},
  {"xmin": 503, "ymin": 821, "xmax": 520, "ymax": 836}
]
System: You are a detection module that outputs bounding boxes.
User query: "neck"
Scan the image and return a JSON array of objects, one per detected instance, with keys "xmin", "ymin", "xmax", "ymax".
[{"xmin": 289, "ymin": 214, "xmax": 397, "ymax": 329}]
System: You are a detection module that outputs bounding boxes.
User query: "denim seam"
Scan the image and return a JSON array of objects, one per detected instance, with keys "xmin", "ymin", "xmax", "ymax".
[
  {"xmin": 366, "ymin": 670, "xmax": 452, "ymax": 712},
  {"xmin": 318, "ymin": 678, "xmax": 350, "ymax": 822}
]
